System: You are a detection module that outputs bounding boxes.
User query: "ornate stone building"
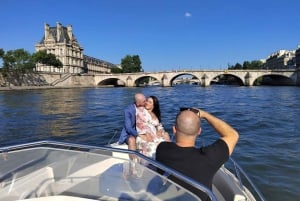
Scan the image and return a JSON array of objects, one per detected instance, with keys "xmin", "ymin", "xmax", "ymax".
[
  {"xmin": 35, "ymin": 22, "xmax": 113, "ymax": 74},
  {"xmin": 265, "ymin": 49, "xmax": 296, "ymax": 69},
  {"xmin": 83, "ymin": 55, "xmax": 114, "ymax": 74}
]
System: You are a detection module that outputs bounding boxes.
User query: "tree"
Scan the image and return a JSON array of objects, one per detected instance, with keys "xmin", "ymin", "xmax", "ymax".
[
  {"xmin": 228, "ymin": 62, "xmax": 242, "ymax": 70},
  {"xmin": 243, "ymin": 61, "xmax": 251, "ymax": 69},
  {"xmin": 235, "ymin": 63, "xmax": 243, "ymax": 69},
  {"xmin": 250, "ymin": 60, "xmax": 264, "ymax": 69},
  {"xmin": 2, "ymin": 49, "xmax": 35, "ymax": 73},
  {"xmin": 228, "ymin": 60, "xmax": 265, "ymax": 70},
  {"xmin": 121, "ymin": 55, "xmax": 143, "ymax": 73},
  {"xmin": 0, "ymin": 48, "xmax": 4, "ymax": 70},
  {"xmin": 32, "ymin": 50, "xmax": 63, "ymax": 67},
  {"xmin": 0, "ymin": 49, "xmax": 35, "ymax": 85},
  {"xmin": 111, "ymin": 67, "xmax": 123, "ymax": 73},
  {"xmin": 0, "ymin": 48, "xmax": 4, "ymax": 60}
]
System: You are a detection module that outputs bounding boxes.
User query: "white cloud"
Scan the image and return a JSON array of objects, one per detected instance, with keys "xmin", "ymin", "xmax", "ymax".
[{"xmin": 185, "ymin": 12, "xmax": 192, "ymax": 18}]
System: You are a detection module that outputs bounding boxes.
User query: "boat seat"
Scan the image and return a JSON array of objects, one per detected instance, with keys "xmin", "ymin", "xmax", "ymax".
[
  {"xmin": 52, "ymin": 158, "xmax": 124, "ymax": 194},
  {"xmin": 0, "ymin": 166, "xmax": 54, "ymax": 200},
  {"xmin": 109, "ymin": 143, "xmax": 129, "ymax": 159}
]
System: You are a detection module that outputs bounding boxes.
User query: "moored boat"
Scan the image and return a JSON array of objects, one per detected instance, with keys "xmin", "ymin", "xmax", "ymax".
[{"xmin": 0, "ymin": 141, "xmax": 265, "ymax": 201}]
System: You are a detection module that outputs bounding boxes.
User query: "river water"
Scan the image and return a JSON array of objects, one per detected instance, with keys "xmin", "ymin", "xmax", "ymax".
[{"xmin": 0, "ymin": 85, "xmax": 299, "ymax": 201}]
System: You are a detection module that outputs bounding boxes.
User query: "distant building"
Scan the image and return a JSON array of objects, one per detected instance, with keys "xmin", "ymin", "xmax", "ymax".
[
  {"xmin": 35, "ymin": 22, "xmax": 114, "ymax": 74},
  {"xmin": 83, "ymin": 55, "xmax": 115, "ymax": 74},
  {"xmin": 265, "ymin": 49, "xmax": 296, "ymax": 69},
  {"xmin": 296, "ymin": 45, "xmax": 300, "ymax": 69}
]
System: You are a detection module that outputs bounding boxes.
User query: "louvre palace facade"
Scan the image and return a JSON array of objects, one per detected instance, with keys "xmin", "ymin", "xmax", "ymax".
[{"xmin": 35, "ymin": 22, "xmax": 115, "ymax": 74}]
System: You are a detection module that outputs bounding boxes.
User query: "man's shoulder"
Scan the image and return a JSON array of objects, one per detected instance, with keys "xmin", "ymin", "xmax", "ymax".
[
  {"xmin": 124, "ymin": 104, "xmax": 135, "ymax": 111},
  {"xmin": 156, "ymin": 142, "xmax": 175, "ymax": 160},
  {"xmin": 157, "ymin": 141, "xmax": 175, "ymax": 150},
  {"xmin": 208, "ymin": 139, "xmax": 228, "ymax": 151},
  {"xmin": 200, "ymin": 139, "xmax": 229, "ymax": 162}
]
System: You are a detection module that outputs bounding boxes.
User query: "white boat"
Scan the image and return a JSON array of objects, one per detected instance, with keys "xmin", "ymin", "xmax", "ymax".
[{"xmin": 0, "ymin": 141, "xmax": 265, "ymax": 201}]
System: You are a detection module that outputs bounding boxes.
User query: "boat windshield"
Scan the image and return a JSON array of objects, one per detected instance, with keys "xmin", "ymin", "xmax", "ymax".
[{"xmin": 0, "ymin": 141, "xmax": 215, "ymax": 201}]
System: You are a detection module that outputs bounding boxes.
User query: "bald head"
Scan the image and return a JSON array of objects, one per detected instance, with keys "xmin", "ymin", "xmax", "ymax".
[
  {"xmin": 134, "ymin": 93, "xmax": 146, "ymax": 107},
  {"xmin": 175, "ymin": 110, "xmax": 201, "ymax": 136}
]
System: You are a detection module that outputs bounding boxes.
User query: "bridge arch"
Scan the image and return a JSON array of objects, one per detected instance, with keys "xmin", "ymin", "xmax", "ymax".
[
  {"xmin": 134, "ymin": 75, "xmax": 162, "ymax": 86},
  {"xmin": 92, "ymin": 69, "xmax": 297, "ymax": 87},
  {"xmin": 97, "ymin": 78, "xmax": 125, "ymax": 86},
  {"xmin": 253, "ymin": 74, "xmax": 295, "ymax": 86},
  {"xmin": 169, "ymin": 73, "xmax": 201, "ymax": 86},
  {"xmin": 209, "ymin": 73, "xmax": 244, "ymax": 86},
  {"xmin": 96, "ymin": 76, "xmax": 127, "ymax": 87}
]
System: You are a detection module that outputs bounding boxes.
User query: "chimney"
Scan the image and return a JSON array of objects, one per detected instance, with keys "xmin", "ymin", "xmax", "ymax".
[
  {"xmin": 67, "ymin": 25, "xmax": 73, "ymax": 40},
  {"xmin": 56, "ymin": 22, "xmax": 62, "ymax": 42},
  {"xmin": 44, "ymin": 23, "xmax": 49, "ymax": 39}
]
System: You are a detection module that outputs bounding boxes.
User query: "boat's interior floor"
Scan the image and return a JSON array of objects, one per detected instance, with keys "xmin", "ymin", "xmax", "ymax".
[
  {"xmin": 1, "ymin": 157, "xmax": 200, "ymax": 200},
  {"xmin": 0, "ymin": 143, "xmax": 256, "ymax": 201}
]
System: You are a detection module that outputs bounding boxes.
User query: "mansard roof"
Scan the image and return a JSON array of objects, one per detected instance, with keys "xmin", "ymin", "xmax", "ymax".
[
  {"xmin": 38, "ymin": 24, "xmax": 77, "ymax": 44},
  {"xmin": 83, "ymin": 55, "xmax": 117, "ymax": 68}
]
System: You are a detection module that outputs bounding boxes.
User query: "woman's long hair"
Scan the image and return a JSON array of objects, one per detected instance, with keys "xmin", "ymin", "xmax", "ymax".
[{"xmin": 150, "ymin": 95, "xmax": 161, "ymax": 123}]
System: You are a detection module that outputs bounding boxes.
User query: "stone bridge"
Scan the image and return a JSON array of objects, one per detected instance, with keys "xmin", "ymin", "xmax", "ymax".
[{"xmin": 93, "ymin": 69, "xmax": 299, "ymax": 87}]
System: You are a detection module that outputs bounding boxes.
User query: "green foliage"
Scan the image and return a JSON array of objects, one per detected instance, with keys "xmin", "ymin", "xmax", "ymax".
[
  {"xmin": 32, "ymin": 50, "xmax": 63, "ymax": 67},
  {"xmin": 121, "ymin": 55, "xmax": 143, "ymax": 73},
  {"xmin": 0, "ymin": 48, "xmax": 64, "ymax": 85},
  {"xmin": 0, "ymin": 48, "xmax": 4, "ymax": 58},
  {"xmin": 0, "ymin": 48, "xmax": 36, "ymax": 84},
  {"xmin": 0, "ymin": 48, "xmax": 5, "ymax": 68},
  {"xmin": 111, "ymin": 67, "xmax": 123, "ymax": 73},
  {"xmin": 228, "ymin": 60, "xmax": 264, "ymax": 70},
  {"xmin": 0, "ymin": 48, "xmax": 63, "ymax": 80},
  {"xmin": 0, "ymin": 48, "xmax": 5, "ymax": 75},
  {"xmin": 250, "ymin": 60, "xmax": 264, "ymax": 69},
  {"xmin": 2, "ymin": 49, "xmax": 35, "ymax": 73},
  {"xmin": 242, "ymin": 61, "xmax": 251, "ymax": 69},
  {"xmin": 229, "ymin": 63, "xmax": 242, "ymax": 69}
]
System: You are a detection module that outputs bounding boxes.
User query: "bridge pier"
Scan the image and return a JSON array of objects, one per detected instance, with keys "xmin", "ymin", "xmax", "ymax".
[
  {"xmin": 201, "ymin": 74, "xmax": 210, "ymax": 87},
  {"xmin": 162, "ymin": 74, "xmax": 171, "ymax": 87},
  {"xmin": 244, "ymin": 72, "xmax": 253, "ymax": 86},
  {"xmin": 126, "ymin": 76, "xmax": 134, "ymax": 87},
  {"xmin": 296, "ymin": 68, "xmax": 300, "ymax": 86}
]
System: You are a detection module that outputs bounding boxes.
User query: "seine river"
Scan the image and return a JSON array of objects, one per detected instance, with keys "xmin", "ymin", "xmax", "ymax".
[{"xmin": 0, "ymin": 85, "xmax": 299, "ymax": 201}]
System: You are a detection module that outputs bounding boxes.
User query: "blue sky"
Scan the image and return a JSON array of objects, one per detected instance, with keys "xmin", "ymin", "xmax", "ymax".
[{"xmin": 1, "ymin": 0, "xmax": 300, "ymax": 72}]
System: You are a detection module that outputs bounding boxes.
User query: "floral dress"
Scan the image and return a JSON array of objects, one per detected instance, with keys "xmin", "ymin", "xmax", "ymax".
[{"xmin": 136, "ymin": 107, "xmax": 166, "ymax": 158}]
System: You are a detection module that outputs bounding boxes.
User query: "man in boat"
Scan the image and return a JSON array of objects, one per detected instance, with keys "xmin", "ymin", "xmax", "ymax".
[
  {"xmin": 118, "ymin": 93, "xmax": 146, "ymax": 156},
  {"xmin": 156, "ymin": 108, "xmax": 239, "ymax": 200}
]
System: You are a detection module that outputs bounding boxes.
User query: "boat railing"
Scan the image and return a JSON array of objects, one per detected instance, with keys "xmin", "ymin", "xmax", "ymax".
[
  {"xmin": 0, "ymin": 140, "xmax": 218, "ymax": 201},
  {"xmin": 228, "ymin": 157, "xmax": 266, "ymax": 201},
  {"xmin": 107, "ymin": 130, "xmax": 119, "ymax": 145}
]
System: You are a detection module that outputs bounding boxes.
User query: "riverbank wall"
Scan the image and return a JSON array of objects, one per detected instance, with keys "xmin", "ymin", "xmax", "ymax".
[
  {"xmin": 0, "ymin": 85, "xmax": 101, "ymax": 91},
  {"xmin": 0, "ymin": 72, "xmax": 96, "ymax": 91}
]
